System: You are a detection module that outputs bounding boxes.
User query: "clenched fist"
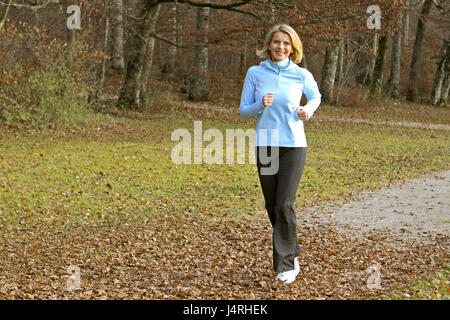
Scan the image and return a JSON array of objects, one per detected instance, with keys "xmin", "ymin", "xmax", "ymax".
[
  {"xmin": 263, "ymin": 93, "xmax": 274, "ymax": 107},
  {"xmin": 296, "ymin": 107, "xmax": 308, "ymax": 121}
]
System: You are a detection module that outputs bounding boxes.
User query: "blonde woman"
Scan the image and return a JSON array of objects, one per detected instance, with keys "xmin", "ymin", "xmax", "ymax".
[{"xmin": 239, "ymin": 24, "xmax": 321, "ymax": 284}]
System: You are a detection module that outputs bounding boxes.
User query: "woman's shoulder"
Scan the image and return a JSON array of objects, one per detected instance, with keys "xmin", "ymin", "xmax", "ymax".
[
  {"xmin": 247, "ymin": 65, "xmax": 261, "ymax": 73},
  {"xmin": 245, "ymin": 63, "xmax": 265, "ymax": 79},
  {"xmin": 294, "ymin": 66, "xmax": 315, "ymax": 81},
  {"xmin": 247, "ymin": 61, "xmax": 266, "ymax": 72}
]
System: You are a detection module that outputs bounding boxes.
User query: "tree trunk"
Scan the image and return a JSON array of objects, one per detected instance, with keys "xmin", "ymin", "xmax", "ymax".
[
  {"xmin": 335, "ymin": 40, "xmax": 345, "ymax": 82},
  {"xmin": 117, "ymin": 1, "xmax": 160, "ymax": 109},
  {"xmin": 369, "ymin": 35, "xmax": 388, "ymax": 96},
  {"xmin": 368, "ymin": 34, "xmax": 378, "ymax": 82},
  {"xmin": 406, "ymin": 0, "xmax": 433, "ymax": 102},
  {"xmin": 189, "ymin": 4, "xmax": 210, "ymax": 101},
  {"xmin": 430, "ymin": 37, "xmax": 449, "ymax": 105},
  {"xmin": 100, "ymin": 16, "xmax": 110, "ymax": 88},
  {"xmin": 239, "ymin": 31, "xmax": 248, "ymax": 75},
  {"xmin": 110, "ymin": 0, "xmax": 125, "ymax": 70},
  {"xmin": 355, "ymin": 35, "xmax": 378, "ymax": 86},
  {"xmin": 163, "ymin": 3, "xmax": 177, "ymax": 73},
  {"xmin": 320, "ymin": 41, "xmax": 340, "ymax": 104},
  {"xmin": 299, "ymin": 55, "xmax": 307, "ymax": 68},
  {"xmin": 440, "ymin": 72, "xmax": 449, "ymax": 106},
  {"xmin": 176, "ymin": 2, "xmax": 186, "ymax": 74},
  {"xmin": 388, "ymin": 15, "xmax": 403, "ymax": 100},
  {"xmin": 335, "ymin": 39, "xmax": 350, "ymax": 105},
  {"xmin": 402, "ymin": 0, "xmax": 409, "ymax": 47},
  {"xmin": 0, "ymin": 0, "xmax": 12, "ymax": 33},
  {"xmin": 440, "ymin": 34, "xmax": 450, "ymax": 106},
  {"xmin": 141, "ymin": 4, "xmax": 161, "ymax": 101}
]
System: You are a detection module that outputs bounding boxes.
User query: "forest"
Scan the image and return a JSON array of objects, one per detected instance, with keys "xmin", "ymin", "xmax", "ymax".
[{"xmin": 0, "ymin": 0, "xmax": 448, "ymax": 128}]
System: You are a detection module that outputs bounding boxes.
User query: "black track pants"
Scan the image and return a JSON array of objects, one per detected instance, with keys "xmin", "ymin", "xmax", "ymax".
[{"xmin": 256, "ymin": 146, "xmax": 306, "ymax": 272}]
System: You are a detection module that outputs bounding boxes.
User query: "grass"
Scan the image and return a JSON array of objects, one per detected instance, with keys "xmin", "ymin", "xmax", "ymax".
[
  {"xmin": 391, "ymin": 262, "xmax": 450, "ymax": 300},
  {"xmin": 1, "ymin": 107, "xmax": 449, "ymax": 228},
  {"xmin": 0, "ymin": 104, "xmax": 449, "ymax": 299}
]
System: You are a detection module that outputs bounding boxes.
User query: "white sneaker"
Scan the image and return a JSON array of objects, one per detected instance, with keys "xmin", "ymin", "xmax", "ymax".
[
  {"xmin": 294, "ymin": 257, "xmax": 300, "ymax": 276},
  {"xmin": 275, "ymin": 270, "xmax": 297, "ymax": 284},
  {"xmin": 275, "ymin": 258, "xmax": 300, "ymax": 285}
]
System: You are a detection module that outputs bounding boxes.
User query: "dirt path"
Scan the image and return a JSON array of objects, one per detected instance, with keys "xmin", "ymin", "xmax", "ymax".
[
  {"xmin": 312, "ymin": 116, "xmax": 450, "ymax": 131},
  {"xmin": 301, "ymin": 170, "xmax": 450, "ymax": 246},
  {"xmin": 179, "ymin": 102, "xmax": 450, "ymax": 130}
]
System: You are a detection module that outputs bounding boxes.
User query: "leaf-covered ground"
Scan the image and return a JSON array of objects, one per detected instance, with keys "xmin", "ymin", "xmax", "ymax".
[
  {"xmin": 1, "ymin": 213, "xmax": 448, "ymax": 299},
  {"xmin": 0, "ymin": 105, "xmax": 449, "ymax": 299}
]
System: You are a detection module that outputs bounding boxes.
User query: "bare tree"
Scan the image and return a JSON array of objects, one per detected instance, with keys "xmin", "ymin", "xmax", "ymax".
[
  {"xmin": 0, "ymin": 0, "xmax": 12, "ymax": 32},
  {"xmin": 388, "ymin": 13, "xmax": 403, "ymax": 100},
  {"xmin": 369, "ymin": 35, "xmax": 388, "ymax": 96},
  {"xmin": 117, "ymin": 0, "xmax": 253, "ymax": 109},
  {"xmin": 141, "ymin": 4, "xmax": 161, "ymax": 101},
  {"xmin": 430, "ymin": 36, "xmax": 449, "ymax": 105},
  {"xmin": 335, "ymin": 40, "xmax": 345, "ymax": 83},
  {"xmin": 101, "ymin": 12, "xmax": 110, "ymax": 88},
  {"xmin": 189, "ymin": 3, "xmax": 210, "ymax": 101},
  {"xmin": 111, "ymin": 0, "xmax": 125, "ymax": 70},
  {"xmin": 320, "ymin": 40, "xmax": 341, "ymax": 104},
  {"xmin": 440, "ymin": 72, "xmax": 449, "ymax": 106},
  {"xmin": 355, "ymin": 35, "xmax": 378, "ymax": 86},
  {"xmin": 162, "ymin": 3, "xmax": 177, "ymax": 73},
  {"xmin": 406, "ymin": 0, "xmax": 433, "ymax": 102},
  {"xmin": 117, "ymin": 1, "xmax": 161, "ymax": 109},
  {"xmin": 299, "ymin": 54, "xmax": 307, "ymax": 68},
  {"xmin": 403, "ymin": 0, "xmax": 410, "ymax": 46}
]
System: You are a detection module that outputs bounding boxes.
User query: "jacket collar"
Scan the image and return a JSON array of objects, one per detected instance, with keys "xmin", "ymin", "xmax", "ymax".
[{"xmin": 261, "ymin": 58, "xmax": 293, "ymax": 72}]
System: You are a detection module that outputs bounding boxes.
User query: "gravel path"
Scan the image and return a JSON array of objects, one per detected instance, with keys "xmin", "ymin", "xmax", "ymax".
[
  {"xmin": 312, "ymin": 116, "xmax": 450, "ymax": 130},
  {"xmin": 178, "ymin": 102, "xmax": 450, "ymax": 130},
  {"xmin": 301, "ymin": 171, "xmax": 450, "ymax": 246}
]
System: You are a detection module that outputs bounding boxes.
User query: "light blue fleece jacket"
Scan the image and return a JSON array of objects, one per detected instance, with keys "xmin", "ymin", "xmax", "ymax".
[{"xmin": 239, "ymin": 58, "xmax": 321, "ymax": 147}]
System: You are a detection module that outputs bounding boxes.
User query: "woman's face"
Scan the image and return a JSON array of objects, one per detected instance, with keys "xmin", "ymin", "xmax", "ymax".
[{"xmin": 269, "ymin": 31, "xmax": 292, "ymax": 62}]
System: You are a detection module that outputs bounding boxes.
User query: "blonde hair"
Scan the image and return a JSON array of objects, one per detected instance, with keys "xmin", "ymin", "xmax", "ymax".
[{"xmin": 256, "ymin": 24, "xmax": 303, "ymax": 64}]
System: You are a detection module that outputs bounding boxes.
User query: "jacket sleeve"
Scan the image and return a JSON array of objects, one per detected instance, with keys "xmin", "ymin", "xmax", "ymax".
[
  {"xmin": 301, "ymin": 69, "xmax": 321, "ymax": 121},
  {"xmin": 239, "ymin": 68, "xmax": 264, "ymax": 120}
]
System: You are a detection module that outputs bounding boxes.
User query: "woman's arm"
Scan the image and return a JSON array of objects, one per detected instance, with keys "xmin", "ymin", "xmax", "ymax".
[
  {"xmin": 299, "ymin": 70, "xmax": 321, "ymax": 121},
  {"xmin": 239, "ymin": 68, "xmax": 265, "ymax": 120}
]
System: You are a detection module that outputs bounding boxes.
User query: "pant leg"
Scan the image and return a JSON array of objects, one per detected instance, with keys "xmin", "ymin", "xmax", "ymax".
[
  {"xmin": 256, "ymin": 146, "xmax": 277, "ymax": 227},
  {"xmin": 257, "ymin": 146, "xmax": 307, "ymax": 273},
  {"xmin": 272, "ymin": 147, "xmax": 306, "ymax": 272}
]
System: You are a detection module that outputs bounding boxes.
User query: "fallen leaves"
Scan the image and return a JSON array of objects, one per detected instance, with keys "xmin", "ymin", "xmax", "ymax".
[{"xmin": 0, "ymin": 212, "xmax": 448, "ymax": 300}]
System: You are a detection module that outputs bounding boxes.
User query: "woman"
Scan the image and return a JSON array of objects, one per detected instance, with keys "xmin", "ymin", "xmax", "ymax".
[{"xmin": 239, "ymin": 24, "xmax": 321, "ymax": 284}]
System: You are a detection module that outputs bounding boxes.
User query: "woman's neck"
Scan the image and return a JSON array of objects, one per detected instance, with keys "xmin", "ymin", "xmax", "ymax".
[{"xmin": 270, "ymin": 57, "xmax": 289, "ymax": 63}]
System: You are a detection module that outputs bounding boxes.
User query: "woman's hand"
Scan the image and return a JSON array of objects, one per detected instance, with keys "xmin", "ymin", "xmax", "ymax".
[
  {"xmin": 296, "ymin": 107, "xmax": 308, "ymax": 121},
  {"xmin": 263, "ymin": 93, "xmax": 274, "ymax": 107}
]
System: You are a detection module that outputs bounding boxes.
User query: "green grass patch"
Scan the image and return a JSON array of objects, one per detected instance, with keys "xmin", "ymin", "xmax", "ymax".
[
  {"xmin": 391, "ymin": 261, "xmax": 450, "ymax": 300},
  {"xmin": 1, "ymin": 108, "xmax": 449, "ymax": 229}
]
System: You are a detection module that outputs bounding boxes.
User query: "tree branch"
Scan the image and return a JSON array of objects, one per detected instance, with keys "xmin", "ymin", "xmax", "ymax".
[
  {"xmin": 178, "ymin": 0, "xmax": 251, "ymax": 9},
  {"xmin": 0, "ymin": 0, "xmax": 12, "ymax": 32},
  {"xmin": 176, "ymin": 0, "xmax": 260, "ymax": 20},
  {"xmin": 149, "ymin": 31, "xmax": 187, "ymax": 48},
  {"xmin": 431, "ymin": 0, "xmax": 447, "ymax": 15},
  {"xmin": 0, "ymin": 0, "xmax": 59, "ymax": 11}
]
